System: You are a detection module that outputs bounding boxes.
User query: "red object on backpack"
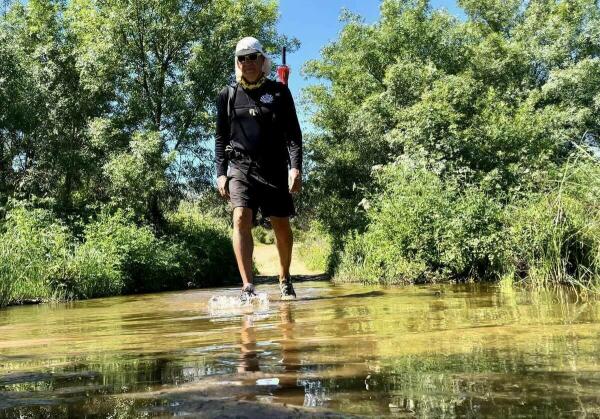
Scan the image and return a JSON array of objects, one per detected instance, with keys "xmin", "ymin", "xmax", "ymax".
[{"xmin": 277, "ymin": 46, "xmax": 290, "ymax": 85}]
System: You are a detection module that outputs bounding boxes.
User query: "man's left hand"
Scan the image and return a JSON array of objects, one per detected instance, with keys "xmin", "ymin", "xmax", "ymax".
[{"xmin": 289, "ymin": 168, "xmax": 302, "ymax": 194}]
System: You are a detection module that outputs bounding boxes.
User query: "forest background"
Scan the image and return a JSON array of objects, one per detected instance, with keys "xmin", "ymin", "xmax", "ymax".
[{"xmin": 0, "ymin": 0, "xmax": 599, "ymax": 308}]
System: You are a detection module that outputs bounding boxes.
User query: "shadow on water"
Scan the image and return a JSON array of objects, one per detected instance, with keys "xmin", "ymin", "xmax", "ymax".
[{"xmin": 3, "ymin": 281, "xmax": 600, "ymax": 417}]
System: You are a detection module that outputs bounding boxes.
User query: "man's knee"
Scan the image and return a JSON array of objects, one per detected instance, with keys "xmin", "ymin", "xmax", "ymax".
[
  {"xmin": 270, "ymin": 216, "xmax": 291, "ymax": 233},
  {"xmin": 233, "ymin": 207, "xmax": 253, "ymax": 231}
]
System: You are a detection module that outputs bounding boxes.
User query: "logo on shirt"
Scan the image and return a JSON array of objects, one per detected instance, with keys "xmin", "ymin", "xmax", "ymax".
[{"xmin": 260, "ymin": 93, "xmax": 274, "ymax": 104}]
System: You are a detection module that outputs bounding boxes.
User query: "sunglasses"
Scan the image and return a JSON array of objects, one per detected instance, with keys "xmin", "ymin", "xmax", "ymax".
[{"xmin": 237, "ymin": 53, "xmax": 261, "ymax": 63}]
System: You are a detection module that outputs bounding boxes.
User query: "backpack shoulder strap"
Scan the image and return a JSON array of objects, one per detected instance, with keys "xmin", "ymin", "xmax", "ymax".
[{"xmin": 227, "ymin": 83, "xmax": 237, "ymax": 119}]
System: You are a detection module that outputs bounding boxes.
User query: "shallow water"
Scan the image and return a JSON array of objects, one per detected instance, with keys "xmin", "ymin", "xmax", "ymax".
[{"xmin": 2, "ymin": 281, "xmax": 600, "ymax": 417}]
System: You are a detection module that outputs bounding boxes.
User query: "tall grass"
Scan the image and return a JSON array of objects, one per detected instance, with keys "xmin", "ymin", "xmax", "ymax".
[
  {"xmin": 0, "ymin": 202, "xmax": 237, "ymax": 308},
  {"xmin": 296, "ymin": 221, "xmax": 333, "ymax": 273},
  {"xmin": 0, "ymin": 206, "xmax": 72, "ymax": 303},
  {"xmin": 508, "ymin": 156, "xmax": 600, "ymax": 290},
  {"xmin": 0, "ymin": 241, "xmax": 15, "ymax": 307}
]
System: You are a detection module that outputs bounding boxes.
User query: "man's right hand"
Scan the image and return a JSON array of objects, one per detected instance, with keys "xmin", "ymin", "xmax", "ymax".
[{"xmin": 217, "ymin": 175, "xmax": 229, "ymax": 200}]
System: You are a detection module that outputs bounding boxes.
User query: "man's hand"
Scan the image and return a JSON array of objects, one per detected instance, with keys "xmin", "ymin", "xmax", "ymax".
[
  {"xmin": 217, "ymin": 175, "xmax": 229, "ymax": 199},
  {"xmin": 289, "ymin": 168, "xmax": 302, "ymax": 194}
]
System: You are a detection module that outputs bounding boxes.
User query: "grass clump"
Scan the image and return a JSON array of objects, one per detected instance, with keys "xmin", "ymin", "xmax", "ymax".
[
  {"xmin": 0, "ymin": 205, "xmax": 72, "ymax": 303},
  {"xmin": 507, "ymin": 159, "xmax": 600, "ymax": 289}
]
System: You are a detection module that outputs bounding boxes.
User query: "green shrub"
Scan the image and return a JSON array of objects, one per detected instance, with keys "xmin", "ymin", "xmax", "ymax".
[
  {"xmin": 0, "ymin": 241, "xmax": 15, "ymax": 307},
  {"xmin": 166, "ymin": 201, "xmax": 237, "ymax": 287},
  {"xmin": 80, "ymin": 210, "xmax": 178, "ymax": 294},
  {"xmin": 66, "ymin": 245, "xmax": 123, "ymax": 299},
  {"xmin": 0, "ymin": 201, "xmax": 237, "ymax": 307},
  {"xmin": 253, "ymin": 225, "xmax": 275, "ymax": 244},
  {"xmin": 337, "ymin": 160, "xmax": 508, "ymax": 284},
  {"xmin": 0, "ymin": 206, "xmax": 72, "ymax": 304},
  {"xmin": 191, "ymin": 190, "xmax": 232, "ymax": 225}
]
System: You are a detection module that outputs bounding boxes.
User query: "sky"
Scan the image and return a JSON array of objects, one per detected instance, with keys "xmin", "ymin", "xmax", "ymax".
[{"xmin": 275, "ymin": 0, "xmax": 464, "ymax": 125}]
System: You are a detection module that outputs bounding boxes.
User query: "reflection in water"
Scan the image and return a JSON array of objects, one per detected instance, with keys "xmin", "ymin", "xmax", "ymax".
[
  {"xmin": 237, "ymin": 303, "xmax": 305, "ymax": 398},
  {"xmin": 278, "ymin": 302, "xmax": 300, "ymax": 377},
  {"xmin": 2, "ymin": 283, "xmax": 600, "ymax": 416},
  {"xmin": 238, "ymin": 315, "xmax": 259, "ymax": 373}
]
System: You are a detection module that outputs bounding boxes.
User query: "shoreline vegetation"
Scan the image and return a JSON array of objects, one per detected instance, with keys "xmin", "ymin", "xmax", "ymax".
[
  {"xmin": 0, "ymin": 201, "xmax": 238, "ymax": 308},
  {"xmin": 299, "ymin": 0, "xmax": 600, "ymax": 290},
  {"xmin": 1, "ymin": 0, "xmax": 599, "ymax": 309}
]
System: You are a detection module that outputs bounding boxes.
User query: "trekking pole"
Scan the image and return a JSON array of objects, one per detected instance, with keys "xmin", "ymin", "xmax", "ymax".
[{"xmin": 277, "ymin": 46, "xmax": 290, "ymax": 85}]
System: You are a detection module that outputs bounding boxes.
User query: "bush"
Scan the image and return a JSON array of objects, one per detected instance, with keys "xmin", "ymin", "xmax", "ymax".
[
  {"xmin": 336, "ymin": 154, "xmax": 600, "ymax": 288},
  {"xmin": 253, "ymin": 225, "xmax": 275, "ymax": 244},
  {"xmin": 66, "ymin": 245, "xmax": 123, "ymax": 298},
  {"xmin": 166, "ymin": 201, "xmax": 237, "ymax": 287},
  {"xmin": 0, "ymin": 241, "xmax": 15, "ymax": 307},
  {"xmin": 337, "ymin": 160, "xmax": 508, "ymax": 284},
  {"xmin": 0, "ymin": 200, "xmax": 237, "ymax": 308},
  {"xmin": 191, "ymin": 189, "xmax": 232, "ymax": 225},
  {"xmin": 80, "ymin": 210, "xmax": 181, "ymax": 294}
]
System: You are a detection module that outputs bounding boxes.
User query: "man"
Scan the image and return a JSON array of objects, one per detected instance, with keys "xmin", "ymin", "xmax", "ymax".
[{"xmin": 215, "ymin": 37, "xmax": 302, "ymax": 301}]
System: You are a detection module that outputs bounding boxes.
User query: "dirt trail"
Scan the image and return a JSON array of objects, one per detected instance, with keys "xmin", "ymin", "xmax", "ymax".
[{"xmin": 253, "ymin": 242, "xmax": 322, "ymax": 277}]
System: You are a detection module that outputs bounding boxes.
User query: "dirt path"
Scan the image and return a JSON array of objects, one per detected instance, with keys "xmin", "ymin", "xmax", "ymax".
[{"xmin": 253, "ymin": 242, "xmax": 322, "ymax": 277}]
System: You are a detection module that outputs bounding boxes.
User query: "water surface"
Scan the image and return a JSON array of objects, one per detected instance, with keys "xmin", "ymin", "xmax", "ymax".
[{"xmin": 2, "ymin": 281, "xmax": 600, "ymax": 417}]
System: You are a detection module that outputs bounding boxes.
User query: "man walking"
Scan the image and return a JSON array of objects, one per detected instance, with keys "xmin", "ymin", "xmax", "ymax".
[{"xmin": 215, "ymin": 37, "xmax": 302, "ymax": 301}]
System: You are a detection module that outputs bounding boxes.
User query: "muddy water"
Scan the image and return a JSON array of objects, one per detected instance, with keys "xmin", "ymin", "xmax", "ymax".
[{"xmin": 2, "ymin": 281, "xmax": 600, "ymax": 417}]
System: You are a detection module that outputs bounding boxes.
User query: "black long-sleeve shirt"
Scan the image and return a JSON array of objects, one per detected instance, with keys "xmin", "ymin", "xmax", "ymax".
[{"xmin": 215, "ymin": 79, "xmax": 302, "ymax": 178}]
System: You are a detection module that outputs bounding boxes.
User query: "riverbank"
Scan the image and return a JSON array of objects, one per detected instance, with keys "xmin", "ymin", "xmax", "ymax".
[{"xmin": 0, "ymin": 206, "xmax": 329, "ymax": 309}]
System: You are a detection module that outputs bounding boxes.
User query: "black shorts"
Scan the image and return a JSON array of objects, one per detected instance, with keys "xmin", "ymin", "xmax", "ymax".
[{"xmin": 227, "ymin": 165, "xmax": 295, "ymax": 219}]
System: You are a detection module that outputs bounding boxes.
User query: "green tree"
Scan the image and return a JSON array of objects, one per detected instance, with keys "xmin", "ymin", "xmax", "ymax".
[
  {"xmin": 305, "ymin": 0, "xmax": 600, "ymax": 283},
  {"xmin": 1, "ymin": 0, "xmax": 116, "ymax": 215},
  {"xmin": 82, "ymin": 0, "xmax": 292, "ymax": 192},
  {"xmin": 303, "ymin": 0, "xmax": 470, "ymax": 236},
  {"xmin": 1, "ymin": 0, "xmax": 294, "ymax": 225}
]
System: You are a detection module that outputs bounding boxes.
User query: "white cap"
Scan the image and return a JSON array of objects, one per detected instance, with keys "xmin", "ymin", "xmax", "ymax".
[
  {"xmin": 234, "ymin": 37, "xmax": 272, "ymax": 81},
  {"xmin": 235, "ymin": 36, "xmax": 267, "ymax": 57}
]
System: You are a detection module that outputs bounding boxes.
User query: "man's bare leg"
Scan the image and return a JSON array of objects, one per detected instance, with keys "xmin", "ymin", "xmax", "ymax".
[
  {"xmin": 232, "ymin": 207, "xmax": 254, "ymax": 287},
  {"xmin": 270, "ymin": 216, "xmax": 293, "ymax": 281}
]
